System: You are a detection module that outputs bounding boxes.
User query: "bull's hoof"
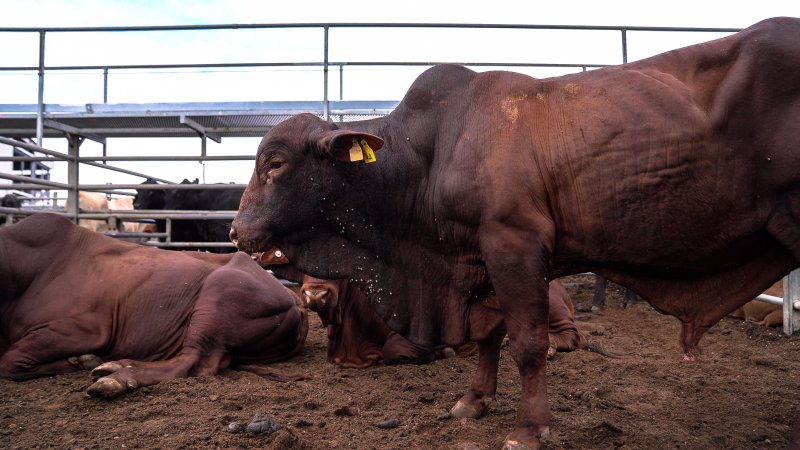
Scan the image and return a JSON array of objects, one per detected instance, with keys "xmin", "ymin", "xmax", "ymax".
[
  {"xmin": 502, "ymin": 438, "xmax": 541, "ymax": 450},
  {"xmin": 449, "ymin": 399, "xmax": 486, "ymax": 419},
  {"xmin": 90, "ymin": 362, "xmax": 125, "ymax": 380},
  {"xmin": 87, "ymin": 377, "xmax": 127, "ymax": 400},
  {"xmin": 502, "ymin": 427, "xmax": 549, "ymax": 450}
]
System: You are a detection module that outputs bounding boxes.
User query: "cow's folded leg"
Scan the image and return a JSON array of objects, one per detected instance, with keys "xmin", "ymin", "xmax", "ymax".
[
  {"xmin": 450, "ymin": 325, "xmax": 505, "ymax": 419},
  {"xmin": 87, "ymin": 350, "xmax": 222, "ymax": 399}
]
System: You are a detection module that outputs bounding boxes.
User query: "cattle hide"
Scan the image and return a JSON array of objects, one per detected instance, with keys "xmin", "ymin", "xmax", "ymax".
[{"xmin": 231, "ymin": 18, "xmax": 800, "ymax": 449}]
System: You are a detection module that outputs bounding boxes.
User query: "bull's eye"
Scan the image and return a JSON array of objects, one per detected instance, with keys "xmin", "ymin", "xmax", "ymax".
[{"xmin": 262, "ymin": 158, "xmax": 286, "ymax": 185}]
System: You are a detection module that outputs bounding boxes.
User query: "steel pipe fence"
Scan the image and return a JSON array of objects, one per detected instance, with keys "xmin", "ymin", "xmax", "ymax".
[{"xmin": 0, "ymin": 22, "xmax": 742, "ymax": 137}]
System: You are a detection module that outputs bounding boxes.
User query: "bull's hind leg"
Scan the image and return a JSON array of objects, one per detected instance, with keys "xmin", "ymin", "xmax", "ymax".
[{"xmin": 0, "ymin": 317, "xmax": 107, "ymax": 380}]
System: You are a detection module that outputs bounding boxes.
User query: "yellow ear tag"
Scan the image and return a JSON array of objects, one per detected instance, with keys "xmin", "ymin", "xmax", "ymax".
[
  {"xmin": 360, "ymin": 139, "xmax": 377, "ymax": 163},
  {"xmin": 348, "ymin": 139, "xmax": 364, "ymax": 162}
]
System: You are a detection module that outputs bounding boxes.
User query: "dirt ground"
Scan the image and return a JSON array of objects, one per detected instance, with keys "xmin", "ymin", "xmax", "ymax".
[{"xmin": 2, "ymin": 274, "xmax": 799, "ymax": 450}]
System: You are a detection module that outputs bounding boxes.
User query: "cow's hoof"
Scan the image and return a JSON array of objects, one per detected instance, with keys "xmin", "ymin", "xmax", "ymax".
[
  {"xmin": 77, "ymin": 354, "xmax": 103, "ymax": 371},
  {"xmin": 449, "ymin": 399, "xmax": 486, "ymax": 419},
  {"xmin": 90, "ymin": 362, "xmax": 125, "ymax": 380},
  {"xmin": 87, "ymin": 377, "xmax": 127, "ymax": 400}
]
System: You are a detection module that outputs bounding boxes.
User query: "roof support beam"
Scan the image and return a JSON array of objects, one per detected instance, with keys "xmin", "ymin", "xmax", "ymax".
[
  {"xmin": 180, "ymin": 115, "xmax": 221, "ymax": 143},
  {"xmin": 43, "ymin": 119, "xmax": 106, "ymax": 145}
]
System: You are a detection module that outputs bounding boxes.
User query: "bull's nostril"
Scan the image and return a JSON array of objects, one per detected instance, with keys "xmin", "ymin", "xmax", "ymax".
[
  {"xmin": 229, "ymin": 227, "xmax": 238, "ymax": 245},
  {"xmin": 303, "ymin": 289, "xmax": 328, "ymax": 308}
]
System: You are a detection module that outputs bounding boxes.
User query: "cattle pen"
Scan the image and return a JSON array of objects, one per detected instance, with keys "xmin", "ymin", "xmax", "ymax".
[{"xmin": 0, "ymin": 23, "xmax": 800, "ymax": 448}]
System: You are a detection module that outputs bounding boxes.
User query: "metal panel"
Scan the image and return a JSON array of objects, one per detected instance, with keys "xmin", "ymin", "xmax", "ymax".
[{"xmin": 784, "ymin": 270, "xmax": 800, "ymax": 336}]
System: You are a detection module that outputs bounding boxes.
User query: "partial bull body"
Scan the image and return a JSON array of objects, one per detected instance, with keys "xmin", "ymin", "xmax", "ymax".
[
  {"xmin": 231, "ymin": 18, "xmax": 800, "ymax": 448},
  {"xmin": 299, "ymin": 275, "xmax": 452, "ymax": 368},
  {"xmin": 0, "ymin": 213, "xmax": 308, "ymax": 398}
]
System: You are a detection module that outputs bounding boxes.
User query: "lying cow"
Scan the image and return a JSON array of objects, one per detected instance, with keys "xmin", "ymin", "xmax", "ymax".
[
  {"xmin": 300, "ymin": 274, "xmax": 477, "ymax": 368},
  {"xmin": 300, "ymin": 275, "xmax": 614, "ymax": 367},
  {"xmin": 730, "ymin": 281, "xmax": 783, "ymax": 327},
  {"xmin": 231, "ymin": 18, "xmax": 800, "ymax": 448},
  {"xmin": 260, "ymin": 248, "xmax": 612, "ymax": 368},
  {"xmin": 257, "ymin": 249, "xmax": 447, "ymax": 367},
  {"xmin": 0, "ymin": 213, "xmax": 308, "ymax": 399}
]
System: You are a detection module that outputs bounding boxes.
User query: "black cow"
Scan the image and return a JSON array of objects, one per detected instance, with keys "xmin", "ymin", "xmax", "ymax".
[
  {"xmin": 1, "ymin": 194, "xmax": 22, "ymax": 208},
  {"xmin": 134, "ymin": 178, "xmax": 243, "ymax": 252}
]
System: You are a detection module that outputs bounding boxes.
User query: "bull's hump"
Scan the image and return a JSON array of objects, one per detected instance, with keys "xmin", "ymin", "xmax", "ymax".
[{"xmin": 399, "ymin": 65, "xmax": 476, "ymax": 110}]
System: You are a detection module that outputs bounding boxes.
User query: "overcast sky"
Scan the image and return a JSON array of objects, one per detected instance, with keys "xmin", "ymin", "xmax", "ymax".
[
  {"xmin": 2, "ymin": 0, "xmax": 800, "ymax": 193},
  {"xmin": 5, "ymin": 0, "xmax": 799, "ymax": 28}
]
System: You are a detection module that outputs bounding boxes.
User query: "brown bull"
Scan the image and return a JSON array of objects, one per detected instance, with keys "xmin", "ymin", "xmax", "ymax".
[
  {"xmin": 231, "ymin": 18, "xmax": 800, "ymax": 449},
  {"xmin": 0, "ymin": 213, "xmax": 308, "ymax": 399}
]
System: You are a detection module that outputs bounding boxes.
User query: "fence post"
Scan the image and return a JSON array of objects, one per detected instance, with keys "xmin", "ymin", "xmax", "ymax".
[
  {"xmin": 36, "ymin": 31, "xmax": 46, "ymax": 147},
  {"xmin": 66, "ymin": 133, "xmax": 82, "ymax": 223},
  {"xmin": 620, "ymin": 29, "xmax": 628, "ymax": 64},
  {"xmin": 323, "ymin": 26, "xmax": 329, "ymax": 121},
  {"xmin": 783, "ymin": 269, "xmax": 800, "ymax": 336}
]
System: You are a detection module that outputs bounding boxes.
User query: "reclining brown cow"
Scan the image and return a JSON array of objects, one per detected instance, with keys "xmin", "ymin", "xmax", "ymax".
[
  {"xmin": 0, "ymin": 213, "xmax": 308, "ymax": 398},
  {"xmin": 300, "ymin": 275, "xmax": 611, "ymax": 366},
  {"xmin": 258, "ymin": 248, "xmax": 609, "ymax": 368}
]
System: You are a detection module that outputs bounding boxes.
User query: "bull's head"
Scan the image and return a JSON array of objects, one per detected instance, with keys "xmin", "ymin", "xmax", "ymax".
[{"xmin": 230, "ymin": 114, "xmax": 384, "ymax": 271}]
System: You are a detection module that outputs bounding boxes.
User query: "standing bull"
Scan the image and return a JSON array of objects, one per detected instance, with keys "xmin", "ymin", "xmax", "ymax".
[{"xmin": 231, "ymin": 18, "xmax": 800, "ymax": 449}]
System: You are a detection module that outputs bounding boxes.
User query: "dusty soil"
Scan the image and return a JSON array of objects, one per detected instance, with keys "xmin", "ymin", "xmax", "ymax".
[{"xmin": 2, "ymin": 274, "xmax": 799, "ymax": 450}]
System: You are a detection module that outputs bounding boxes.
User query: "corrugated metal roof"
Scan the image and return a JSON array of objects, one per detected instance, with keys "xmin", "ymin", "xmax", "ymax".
[{"xmin": 0, "ymin": 101, "xmax": 399, "ymax": 139}]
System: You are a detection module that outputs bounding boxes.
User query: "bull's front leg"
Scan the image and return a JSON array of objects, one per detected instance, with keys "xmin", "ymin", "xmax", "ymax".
[
  {"xmin": 480, "ymin": 227, "xmax": 553, "ymax": 450},
  {"xmin": 450, "ymin": 324, "xmax": 505, "ymax": 418}
]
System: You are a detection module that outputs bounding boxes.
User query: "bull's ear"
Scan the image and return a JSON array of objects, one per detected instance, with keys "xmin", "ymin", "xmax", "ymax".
[
  {"xmin": 315, "ymin": 129, "xmax": 384, "ymax": 163},
  {"xmin": 257, "ymin": 247, "xmax": 290, "ymax": 266}
]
